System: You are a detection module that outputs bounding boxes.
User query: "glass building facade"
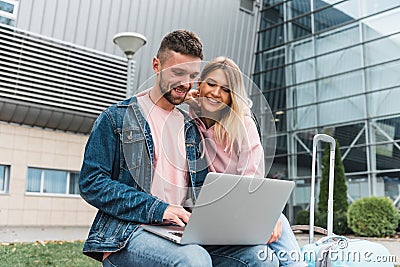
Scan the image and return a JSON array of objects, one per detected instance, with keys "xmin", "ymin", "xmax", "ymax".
[{"xmin": 254, "ymin": 0, "xmax": 400, "ymax": 220}]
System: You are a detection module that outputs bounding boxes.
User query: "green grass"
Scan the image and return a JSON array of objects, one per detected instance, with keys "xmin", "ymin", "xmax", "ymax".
[
  {"xmin": 0, "ymin": 241, "xmax": 100, "ymax": 267},
  {"xmin": 1, "ymin": 241, "xmax": 398, "ymax": 267}
]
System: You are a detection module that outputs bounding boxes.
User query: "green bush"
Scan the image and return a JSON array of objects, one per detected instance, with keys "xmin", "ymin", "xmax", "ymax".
[
  {"xmin": 398, "ymin": 210, "xmax": 400, "ymax": 232},
  {"xmin": 295, "ymin": 209, "xmax": 310, "ymax": 225},
  {"xmin": 347, "ymin": 196, "xmax": 399, "ymax": 237}
]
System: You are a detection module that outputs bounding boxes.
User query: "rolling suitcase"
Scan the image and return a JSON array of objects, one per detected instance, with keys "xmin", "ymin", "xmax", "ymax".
[{"xmin": 301, "ymin": 134, "xmax": 394, "ymax": 267}]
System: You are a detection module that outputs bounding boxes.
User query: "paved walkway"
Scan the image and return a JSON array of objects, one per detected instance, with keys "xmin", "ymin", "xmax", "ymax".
[{"xmin": 1, "ymin": 227, "xmax": 399, "ymax": 265}]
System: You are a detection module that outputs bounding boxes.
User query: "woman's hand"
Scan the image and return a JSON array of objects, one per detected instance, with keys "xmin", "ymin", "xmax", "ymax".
[
  {"xmin": 185, "ymin": 89, "xmax": 200, "ymax": 109},
  {"xmin": 267, "ymin": 219, "xmax": 282, "ymax": 244}
]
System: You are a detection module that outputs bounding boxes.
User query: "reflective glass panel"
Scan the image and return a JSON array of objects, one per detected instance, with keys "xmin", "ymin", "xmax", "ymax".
[
  {"xmin": 275, "ymin": 134, "xmax": 288, "ymax": 155},
  {"xmin": 314, "ymin": 1, "xmax": 357, "ymax": 32},
  {"xmin": 362, "ymin": 9, "xmax": 400, "ymax": 42},
  {"xmin": 259, "ymin": 66, "xmax": 286, "ymax": 91},
  {"xmin": 375, "ymin": 117, "xmax": 400, "ymax": 141},
  {"xmin": 317, "ymin": 70, "xmax": 363, "ymax": 102},
  {"xmin": 268, "ymin": 155, "xmax": 288, "ymax": 178},
  {"xmin": 372, "ymin": 173, "xmax": 400, "ymax": 202},
  {"xmin": 316, "ymin": 46, "xmax": 361, "ymax": 78},
  {"xmin": 296, "ymin": 152, "xmax": 312, "ymax": 177},
  {"xmin": 296, "ymin": 130, "xmax": 316, "ymax": 152},
  {"xmin": 265, "ymin": 88, "xmax": 286, "ymax": 111},
  {"xmin": 260, "ymin": 3, "xmax": 284, "ymax": 29},
  {"xmin": 361, "ymin": 0, "xmax": 400, "ymax": 17},
  {"xmin": 292, "ymin": 177, "xmax": 314, "ymax": 206},
  {"xmin": 254, "ymin": 48, "xmax": 285, "ymax": 73},
  {"xmin": 374, "ymin": 141, "xmax": 400, "ymax": 171},
  {"xmin": 333, "ymin": 123, "xmax": 366, "ymax": 147},
  {"xmin": 364, "ymin": 34, "xmax": 400, "ymax": 67},
  {"xmin": 288, "ymin": 0, "xmax": 311, "ymax": 18},
  {"xmin": 318, "ymin": 96, "xmax": 365, "ymax": 126},
  {"xmin": 315, "ymin": 24, "xmax": 359, "ymax": 55},
  {"xmin": 366, "ymin": 60, "xmax": 400, "ymax": 92},
  {"xmin": 274, "ymin": 112, "xmax": 287, "ymax": 133},
  {"xmin": 377, "ymin": 172, "xmax": 400, "ymax": 202},
  {"xmin": 292, "ymin": 39, "xmax": 313, "ymax": 62},
  {"xmin": 313, "ymin": 0, "xmax": 344, "ymax": 10},
  {"xmin": 292, "ymin": 82, "xmax": 315, "ymax": 106},
  {"xmin": 258, "ymin": 24, "xmax": 285, "ymax": 50},
  {"xmin": 368, "ymin": 87, "xmax": 400, "ymax": 118},
  {"xmin": 347, "ymin": 174, "xmax": 370, "ymax": 201},
  {"xmin": 295, "ymin": 104, "xmax": 317, "ymax": 129},
  {"xmin": 262, "ymin": 0, "xmax": 284, "ymax": 8},
  {"xmin": 291, "ymin": 15, "xmax": 312, "ymax": 40},
  {"xmin": 292, "ymin": 59, "xmax": 314, "ymax": 84},
  {"xmin": 341, "ymin": 145, "xmax": 367, "ymax": 172}
]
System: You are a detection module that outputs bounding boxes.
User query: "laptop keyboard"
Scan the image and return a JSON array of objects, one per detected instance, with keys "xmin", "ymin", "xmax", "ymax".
[{"xmin": 169, "ymin": 231, "xmax": 183, "ymax": 237}]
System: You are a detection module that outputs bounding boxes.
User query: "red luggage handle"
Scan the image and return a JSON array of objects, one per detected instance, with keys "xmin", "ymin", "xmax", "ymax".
[{"xmin": 309, "ymin": 134, "xmax": 336, "ymax": 244}]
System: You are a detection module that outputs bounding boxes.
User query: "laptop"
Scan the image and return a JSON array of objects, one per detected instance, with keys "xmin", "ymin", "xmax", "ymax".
[{"xmin": 141, "ymin": 172, "xmax": 295, "ymax": 245}]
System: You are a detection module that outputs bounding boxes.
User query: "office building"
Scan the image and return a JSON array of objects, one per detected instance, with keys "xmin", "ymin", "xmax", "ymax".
[{"xmin": 255, "ymin": 0, "xmax": 400, "ymax": 220}]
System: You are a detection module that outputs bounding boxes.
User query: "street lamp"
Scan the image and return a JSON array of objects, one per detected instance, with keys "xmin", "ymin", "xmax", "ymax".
[{"xmin": 113, "ymin": 32, "xmax": 147, "ymax": 98}]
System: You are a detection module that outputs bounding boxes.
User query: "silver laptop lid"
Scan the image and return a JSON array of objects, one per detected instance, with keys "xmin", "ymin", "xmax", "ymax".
[{"xmin": 180, "ymin": 172, "xmax": 295, "ymax": 245}]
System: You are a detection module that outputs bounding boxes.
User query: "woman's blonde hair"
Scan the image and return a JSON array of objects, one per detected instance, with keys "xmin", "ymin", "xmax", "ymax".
[{"xmin": 199, "ymin": 56, "xmax": 250, "ymax": 153}]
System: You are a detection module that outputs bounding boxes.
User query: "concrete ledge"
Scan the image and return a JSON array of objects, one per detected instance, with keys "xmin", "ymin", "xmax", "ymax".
[{"xmin": 291, "ymin": 224, "xmax": 328, "ymax": 235}]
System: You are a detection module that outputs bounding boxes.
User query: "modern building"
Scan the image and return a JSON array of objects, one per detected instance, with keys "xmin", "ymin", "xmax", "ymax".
[
  {"xmin": 254, "ymin": 0, "xmax": 400, "ymax": 220},
  {"xmin": 0, "ymin": 0, "xmax": 399, "ymax": 232}
]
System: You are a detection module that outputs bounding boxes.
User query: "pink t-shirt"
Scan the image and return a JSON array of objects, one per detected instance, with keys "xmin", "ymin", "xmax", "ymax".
[
  {"xmin": 103, "ymin": 93, "xmax": 189, "ymax": 261},
  {"xmin": 194, "ymin": 113, "xmax": 265, "ymax": 178},
  {"xmin": 137, "ymin": 94, "xmax": 188, "ymax": 206}
]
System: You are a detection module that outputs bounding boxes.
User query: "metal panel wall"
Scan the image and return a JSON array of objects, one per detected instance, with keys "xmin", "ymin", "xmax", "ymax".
[
  {"xmin": 0, "ymin": 24, "xmax": 128, "ymax": 133},
  {"xmin": 16, "ymin": 0, "xmax": 258, "ymax": 90}
]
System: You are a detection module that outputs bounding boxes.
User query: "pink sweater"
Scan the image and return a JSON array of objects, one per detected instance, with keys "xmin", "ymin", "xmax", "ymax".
[{"xmin": 193, "ymin": 112, "xmax": 265, "ymax": 178}]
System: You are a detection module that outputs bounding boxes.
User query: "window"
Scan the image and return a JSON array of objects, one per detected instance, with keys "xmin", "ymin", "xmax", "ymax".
[
  {"xmin": 26, "ymin": 167, "xmax": 80, "ymax": 195},
  {"xmin": 0, "ymin": 164, "xmax": 10, "ymax": 193},
  {"xmin": 0, "ymin": 0, "xmax": 18, "ymax": 26},
  {"xmin": 240, "ymin": 0, "xmax": 254, "ymax": 13}
]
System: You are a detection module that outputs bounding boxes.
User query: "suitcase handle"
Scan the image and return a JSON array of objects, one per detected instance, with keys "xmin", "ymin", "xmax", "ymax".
[{"xmin": 309, "ymin": 134, "xmax": 336, "ymax": 244}]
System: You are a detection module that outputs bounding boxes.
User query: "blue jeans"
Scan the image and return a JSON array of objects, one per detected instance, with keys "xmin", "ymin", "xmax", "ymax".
[
  {"xmin": 103, "ymin": 228, "xmax": 279, "ymax": 267},
  {"xmin": 267, "ymin": 214, "xmax": 306, "ymax": 267}
]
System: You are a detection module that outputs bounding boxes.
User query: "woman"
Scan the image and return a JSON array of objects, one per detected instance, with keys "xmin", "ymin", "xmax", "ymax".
[{"xmin": 188, "ymin": 57, "xmax": 306, "ymax": 267}]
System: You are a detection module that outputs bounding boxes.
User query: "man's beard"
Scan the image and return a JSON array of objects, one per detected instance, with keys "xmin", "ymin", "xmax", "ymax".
[{"xmin": 159, "ymin": 73, "xmax": 189, "ymax": 105}]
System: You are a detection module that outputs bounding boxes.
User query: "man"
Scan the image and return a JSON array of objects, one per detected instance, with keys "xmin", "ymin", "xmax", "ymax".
[{"xmin": 79, "ymin": 30, "xmax": 278, "ymax": 266}]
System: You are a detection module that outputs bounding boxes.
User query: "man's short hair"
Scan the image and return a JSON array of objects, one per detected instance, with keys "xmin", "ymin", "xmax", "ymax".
[{"xmin": 157, "ymin": 29, "xmax": 203, "ymax": 64}]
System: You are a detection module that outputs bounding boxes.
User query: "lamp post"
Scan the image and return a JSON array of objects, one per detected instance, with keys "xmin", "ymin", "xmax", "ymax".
[{"xmin": 113, "ymin": 32, "xmax": 147, "ymax": 98}]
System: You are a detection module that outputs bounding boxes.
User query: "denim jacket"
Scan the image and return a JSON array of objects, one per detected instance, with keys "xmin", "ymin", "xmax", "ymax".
[{"xmin": 79, "ymin": 97, "xmax": 208, "ymax": 262}]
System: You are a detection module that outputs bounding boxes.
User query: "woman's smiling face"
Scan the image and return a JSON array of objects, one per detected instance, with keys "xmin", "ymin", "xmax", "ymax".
[{"xmin": 198, "ymin": 69, "xmax": 232, "ymax": 114}]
